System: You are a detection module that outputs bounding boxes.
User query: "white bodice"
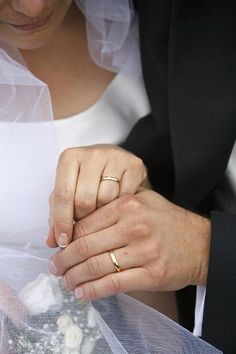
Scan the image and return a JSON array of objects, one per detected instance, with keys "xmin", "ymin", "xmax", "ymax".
[{"xmin": 0, "ymin": 72, "xmax": 151, "ymax": 250}]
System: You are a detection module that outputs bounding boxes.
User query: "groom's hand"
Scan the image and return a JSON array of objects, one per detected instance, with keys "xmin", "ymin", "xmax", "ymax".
[{"xmin": 49, "ymin": 189, "xmax": 211, "ymax": 300}]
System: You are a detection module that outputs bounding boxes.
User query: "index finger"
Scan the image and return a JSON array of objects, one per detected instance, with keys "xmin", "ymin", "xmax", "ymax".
[
  {"xmin": 50, "ymin": 149, "xmax": 79, "ymax": 247},
  {"xmin": 73, "ymin": 195, "xmax": 123, "ymax": 239}
]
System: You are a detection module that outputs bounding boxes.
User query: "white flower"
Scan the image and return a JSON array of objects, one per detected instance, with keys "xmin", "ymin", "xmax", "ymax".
[
  {"xmin": 57, "ymin": 314, "xmax": 73, "ymax": 334},
  {"xmin": 81, "ymin": 336, "xmax": 96, "ymax": 354},
  {"xmin": 64, "ymin": 324, "xmax": 83, "ymax": 349},
  {"xmin": 19, "ymin": 273, "xmax": 63, "ymax": 315}
]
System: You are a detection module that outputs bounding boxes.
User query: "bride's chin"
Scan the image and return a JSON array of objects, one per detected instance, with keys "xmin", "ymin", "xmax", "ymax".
[
  {"xmin": 0, "ymin": 13, "xmax": 64, "ymax": 50},
  {"xmin": 0, "ymin": 29, "xmax": 57, "ymax": 50}
]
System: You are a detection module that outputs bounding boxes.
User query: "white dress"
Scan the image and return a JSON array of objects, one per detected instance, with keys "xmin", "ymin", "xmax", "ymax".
[{"xmin": 0, "ymin": 71, "xmax": 151, "ymax": 251}]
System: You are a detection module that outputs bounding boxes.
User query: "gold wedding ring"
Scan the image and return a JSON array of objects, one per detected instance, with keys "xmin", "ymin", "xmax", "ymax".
[
  {"xmin": 109, "ymin": 250, "xmax": 121, "ymax": 272},
  {"xmin": 101, "ymin": 176, "xmax": 120, "ymax": 184}
]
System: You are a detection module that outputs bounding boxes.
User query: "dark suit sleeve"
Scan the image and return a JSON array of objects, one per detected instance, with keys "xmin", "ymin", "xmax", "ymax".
[
  {"xmin": 122, "ymin": 114, "xmax": 170, "ymax": 194},
  {"xmin": 122, "ymin": 113, "xmax": 175, "ymax": 198},
  {"xmin": 202, "ymin": 212, "xmax": 236, "ymax": 353}
]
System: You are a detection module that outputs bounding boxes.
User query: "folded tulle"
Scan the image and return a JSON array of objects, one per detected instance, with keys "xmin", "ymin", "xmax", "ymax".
[
  {"xmin": 0, "ymin": 48, "xmax": 53, "ymax": 123},
  {"xmin": 75, "ymin": 0, "xmax": 141, "ymax": 76},
  {"xmin": 0, "ymin": 248, "xmax": 222, "ymax": 354}
]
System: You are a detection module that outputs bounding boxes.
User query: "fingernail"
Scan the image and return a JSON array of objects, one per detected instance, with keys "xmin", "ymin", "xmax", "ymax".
[
  {"xmin": 58, "ymin": 233, "xmax": 68, "ymax": 248},
  {"xmin": 49, "ymin": 260, "xmax": 59, "ymax": 276},
  {"xmin": 75, "ymin": 287, "xmax": 84, "ymax": 300}
]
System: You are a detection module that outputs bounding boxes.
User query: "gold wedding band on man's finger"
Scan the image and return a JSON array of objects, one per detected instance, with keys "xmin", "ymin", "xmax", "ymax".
[{"xmin": 109, "ymin": 250, "xmax": 121, "ymax": 272}]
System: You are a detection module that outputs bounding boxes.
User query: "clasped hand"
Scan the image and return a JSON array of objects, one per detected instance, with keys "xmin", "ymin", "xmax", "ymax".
[{"xmin": 47, "ymin": 145, "xmax": 211, "ymax": 300}]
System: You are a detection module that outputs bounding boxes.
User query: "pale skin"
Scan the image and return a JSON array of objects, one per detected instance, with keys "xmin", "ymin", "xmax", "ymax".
[
  {"xmin": 49, "ymin": 190, "xmax": 211, "ymax": 298},
  {"xmin": 0, "ymin": 0, "xmax": 211, "ymax": 321}
]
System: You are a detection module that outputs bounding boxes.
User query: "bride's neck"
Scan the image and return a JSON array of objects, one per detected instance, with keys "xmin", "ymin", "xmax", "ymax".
[{"xmin": 19, "ymin": 2, "xmax": 115, "ymax": 120}]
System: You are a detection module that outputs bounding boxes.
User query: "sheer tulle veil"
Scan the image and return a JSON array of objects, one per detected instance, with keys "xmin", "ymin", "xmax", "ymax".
[
  {"xmin": 76, "ymin": 0, "xmax": 141, "ymax": 76},
  {"xmin": 0, "ymin": 1, "xmax": 222, "ymax": 353}
]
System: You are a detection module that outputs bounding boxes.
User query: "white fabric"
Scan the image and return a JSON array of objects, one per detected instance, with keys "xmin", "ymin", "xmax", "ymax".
[
  {"xmin": 193, "ymin": 140, "xmax": 236, "ymax": 336},
  {"xmin": 0, "ymin": 49, "xmax": 58, "ymax": 260},
  {"xmin": 54, "ymin": 72, "xmax": 150, "ymax": 152},
  {"xmin": 75, "ymin": 0, "xmax": 141, "ymax": 76},
  {"xmin": 0, "ymin": 69, "xmax": 150, "ymax": 250},
  {"xmin": 193, "ymin": 286, "xmax": 207, "ymax": 336},
  {"xmin": 0, "ymin": 248, "xmax": 222, "ymax": 354},
  {"xmin": 227, "ymin": 141, "xmax": 236, "ymax": 189}
]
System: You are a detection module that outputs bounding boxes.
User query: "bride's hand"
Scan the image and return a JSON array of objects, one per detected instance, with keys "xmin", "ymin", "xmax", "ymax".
[{"xmin": 47, "ymin": 144, "xmax": 148, "ymax": 248}]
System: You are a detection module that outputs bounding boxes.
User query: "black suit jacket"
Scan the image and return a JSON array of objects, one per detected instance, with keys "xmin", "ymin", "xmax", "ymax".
[{"xmin": 123, "ymin": 1, "xmax": 236, "ymax": 353}]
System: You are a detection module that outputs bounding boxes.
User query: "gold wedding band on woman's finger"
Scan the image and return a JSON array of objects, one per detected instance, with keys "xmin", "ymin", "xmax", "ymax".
[
  {"xmin": 109, "ymin": 250, "xmax": 121, "ymax": 272},
  {"xmin": 100, "ymin": 176, "xmax": 120, "ymax": 184}
]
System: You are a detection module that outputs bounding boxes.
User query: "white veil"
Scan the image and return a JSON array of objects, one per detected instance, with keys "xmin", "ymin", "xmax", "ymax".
[
  {"xmin": 0, "ymin": 48, "xmax": 58, "ymax": 251},
  {"xmin": 0, "ymin": 248, "xmax": 222, "ymax": 354},
  {"xmin": 0, "ymin": 2, "xmax": 222, "ymax": 353},
  {"xmin": 76, "ymin": 0, "xmax": 141, "ymax": 76}
]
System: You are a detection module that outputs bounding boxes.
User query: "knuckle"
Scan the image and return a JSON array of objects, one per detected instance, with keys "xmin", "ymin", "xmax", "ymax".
[
  {"xmin": 54, "ymin": 186, "xmax": 73, "ymax": 204},
  {"xmin": 142, "ymin": 165, "xmax": 148, "ymax": 180},
  {"xmin": 87, "ymin": 146, "xmax": 104, "ymax": 161},
  {"xmin": 134, "ymin": 157, "xmax": 147, "ymax": 179},
  {"xmin": 75, "ymin": 237, "xmax": 90, "ymax": 260},
  {"xmin": 133, "ymin": 156, "xmax": 144, "ymax": 167},
  {"xmin": 86, "ymin": 257, "xmax": 103, "ymax": 277},
  {"xmin": 108, "ymin": 275, "xmax": 121, "ymax": 294},
  {"xmin": 90, "ymin": 145, "xmax": 117, "ymax": 160},
  {"xmin": 59, "ymin": 148, "xmax": 75, "ymax": 163},
  {"xmin": 137, "ymin": 156, "xmax": 145, "ymax": 168},
  {"xmin": 83, "ymin": 283, "xmax": 97, "ymax": 300},
  {"xmin": 110, "ymin": 147, "xmax": 121, "ymax": 159},
  {"xmin": 121, "ymin": 195, "xmax": 142, "ymax": 213}
]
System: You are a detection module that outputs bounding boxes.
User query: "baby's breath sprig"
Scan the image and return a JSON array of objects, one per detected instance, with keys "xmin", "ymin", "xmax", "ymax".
[{"xmin": 7, "ymin": 286, "xmax": 102, "ymax": 354}]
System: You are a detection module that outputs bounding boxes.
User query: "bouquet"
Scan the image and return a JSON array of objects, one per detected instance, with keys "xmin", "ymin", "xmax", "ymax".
[
  {"xmin": 0, "ymin": 248, "xmax": 222, "ymax": 354},
  {"xmin": 6, "ymin": 274, "xmax": 103, "ymax": 354}
]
